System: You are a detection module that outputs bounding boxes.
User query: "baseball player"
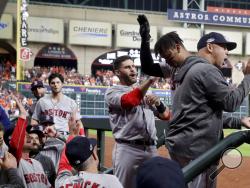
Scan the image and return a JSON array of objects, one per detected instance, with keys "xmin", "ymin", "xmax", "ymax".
[
  {"xmin": 31, "ymin": 73, "xmax": 81, "ymax": 135},
  {"xmin": 138, "ymin": 15, "xmax": 250, "ymax": 188},
  {"xmin": 29, "ymin": 79, "xmax": 45, "ymax": 115},
  {"xmin": 56, "ymin": 136, "xmax": 123, "ymax": 188},
  {"xmin": 105, "ymin": 55, "xmax": 170, "ymax": 188},
  {"xmin": 0, "ymin": 151, "xmax": 25, "ymax": 187},
  {"xmin": 38, "ymin": 115, "xmax": 66, "ymax": 173},
  {"xmin": 27, "ymin": 124, "xmax": 56, "ymax": 186}
]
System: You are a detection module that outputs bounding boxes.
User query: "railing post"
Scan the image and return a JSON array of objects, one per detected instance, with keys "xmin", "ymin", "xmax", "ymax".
[{"xmin": 97, "ymin": 130, "xmax": 106, "ymax": 171}]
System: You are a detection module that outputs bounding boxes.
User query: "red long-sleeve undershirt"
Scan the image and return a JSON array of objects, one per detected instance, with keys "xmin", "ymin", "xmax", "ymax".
[
  {"xmin": 121, "ymin": 88, "xmax": 143, "ymax": 109},
  {"xmin": 57, "ymin": 130, "xmax": 85, "ymax": 174},
  {"xmin": 10, "ymin": 117, "xmax": 28, "ymax": 163}
]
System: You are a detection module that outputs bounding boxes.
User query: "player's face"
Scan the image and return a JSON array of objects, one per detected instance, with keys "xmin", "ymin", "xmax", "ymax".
[
  {"xmin": 23, "ymin": 132, "xmax": 33, "ymax": 151},
  {"xmin": 116, "ymin": 59, "xmax": 137, "ymax": 86},
  {"xmin": 210, "ymin": 43, "xmax": 229, "ymax": 68},
  {"xmin": 29, "ymin": 133, "xmax": 41, "ymax": 150},
  {"xmin": 33, "ymin": 87, "xmax": 45, "ymax": 99},
  {"xmin": 49, "ymin": 77, "xmax": 63, "ymax": 94},
  {"xmin": 160, "ymin": 46, "xmax": 179, "ymax": 68}
]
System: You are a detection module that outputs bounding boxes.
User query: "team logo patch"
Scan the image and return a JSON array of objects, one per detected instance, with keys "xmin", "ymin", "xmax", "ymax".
[{"xmin": 207, "ymin": 38, "xmax": 215, "ymax": 43}]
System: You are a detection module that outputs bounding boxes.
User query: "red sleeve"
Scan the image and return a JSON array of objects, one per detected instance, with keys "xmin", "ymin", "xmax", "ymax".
[
  {"xmin": 121, "ymin": 88, "xmax": 143, "ymax": 109},
  {"xmin": 79, "ymin": 128, "xmax": 85, "ymax": 136},
  {"xmin": 9, "ymin": 117, "xmax": 28, "ymax": 163},
  {"xmin": 57, "ymin": 135, "xmax": 74, "ymax": 174}
]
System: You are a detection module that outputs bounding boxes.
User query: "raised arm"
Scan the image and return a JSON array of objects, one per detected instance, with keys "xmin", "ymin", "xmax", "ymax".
[{"xmin": 137, "ymin": 15, "xmax": 165, "ymax": 77}]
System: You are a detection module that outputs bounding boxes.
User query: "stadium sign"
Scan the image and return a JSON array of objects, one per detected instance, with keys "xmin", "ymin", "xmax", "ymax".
[
  {"xmin": 69, "ymin": 20, "xmax": 112, "ymax": 47},
  {"xmin": 0, "ymin": 14, "xmax": 13, "ymax": 39},
  {"xmin": 161, "ymin": 27, "xmax": 200, "ymax": 52},
  {"xmin": 168, "ymin": 9, "xmax": 250, "ymax": 27},
  {"xmin": 27, "ymin": 17, "xmax": 64, "ymax": 43},
  {"xmin": 207, "ymin": 6, "xmax": 250, "ymax": 16},
  {"xmin": 116, "ymin": 24, "xmax": 157, "ymax": 49}
]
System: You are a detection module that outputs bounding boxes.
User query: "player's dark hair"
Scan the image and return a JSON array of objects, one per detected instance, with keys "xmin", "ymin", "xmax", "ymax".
[
  {"xmin": 48, "ymin": 73, "xmax": 64, "ymax": 84},
  {"xmin": 154, "ymin": 31, "xmax": 184, "ymax": 57},
  {"xmin": 113, "ymin": 55, "xmax": 133, "ymax": 71},
  {"xmin": 73, "ymin": 156, "xmax": 92, "ymax": 171}
]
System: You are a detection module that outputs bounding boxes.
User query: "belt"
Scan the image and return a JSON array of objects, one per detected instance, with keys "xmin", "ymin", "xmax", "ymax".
[
  {"xmin": 115, "ymin": 139, "xmax": 156, "ymax": 146},
  {"xmin": 58, "ymin": 131, "xmax": 69, "ymax": 136}
]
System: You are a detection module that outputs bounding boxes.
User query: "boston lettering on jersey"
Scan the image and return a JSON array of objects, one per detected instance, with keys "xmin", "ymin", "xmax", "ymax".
[
  {"xmin": 24, "ymin": 173, "xmax": 49, "ymax": 185},
  {"xmin": 60, "ymin": 180, "xmax": 101, "ymax": 188},
  {"xmin": 42, "ymin": 109, "xmax": 71, "ymax": 119}
]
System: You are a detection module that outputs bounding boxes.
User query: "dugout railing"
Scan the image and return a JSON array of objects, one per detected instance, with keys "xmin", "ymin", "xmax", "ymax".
[
  {"xmin": 7, "ymin": 117, "xmax": 250, "ymax": 182},
  {"xmin": 82, "ymin": 118, "xmax": 250, "ymax": 183}
]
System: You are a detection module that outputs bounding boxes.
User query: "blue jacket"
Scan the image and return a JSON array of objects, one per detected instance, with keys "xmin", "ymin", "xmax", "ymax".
[{"xmin": 0, "ymin": 105, "xmax": 10, "ymax": 131}]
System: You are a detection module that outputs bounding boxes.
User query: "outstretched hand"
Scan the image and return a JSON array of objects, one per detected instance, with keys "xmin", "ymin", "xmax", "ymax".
[
  {"xmin": 137, "ymin": 14, "xmax": 151, "ymax": 42},
  {"xmin": 241, "ymin": 117, "xmax": 250, "ymax": 129},
  {"xmin": 242, "ymin": 59, "xmax": 250, "ymax": 75}
]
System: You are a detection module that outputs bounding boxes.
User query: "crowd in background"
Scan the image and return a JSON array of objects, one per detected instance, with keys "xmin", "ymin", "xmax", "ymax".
[
  {"xmin": 24, "ymin": 66, "xmax": 172, "ymax": 89},
  {"xmin": 0, "ymin": 84, "xmax": 33, "ymax": 118},
  {"xmin": 0, "ymin": 58, "xmax": 16, "ymax": 81}
]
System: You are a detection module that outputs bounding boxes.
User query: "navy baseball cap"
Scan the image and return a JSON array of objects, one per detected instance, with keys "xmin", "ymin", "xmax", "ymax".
[
  {"xmin": 66, "ymin": 136, "xmax": 97, "ymax": 167},
  {"xmin": 31, "ymin": 80, "xmax": 44, "ymax": 91},
  {"xmin": 26, "ymin": 125, "xmax": 45, "ymax": 137},
  {"xmin": 197, "ymin": 32, "xmax": 237, "ymax": 51},
  {"xmin": 136, "ymin": 156, "xmax": 186, "ymax": 188},
  {"xmin": 39, "ymin": 115, "xmax": 54, "ymax": 125}
]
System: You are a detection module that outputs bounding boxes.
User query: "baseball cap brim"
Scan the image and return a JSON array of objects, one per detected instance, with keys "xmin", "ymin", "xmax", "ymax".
[
  {"xmin": 88, "ymin": 138, "xmax": 97, "ymax": 148},
  {"xmin": 26, "ymin": 125, "xmax": 45, "ymax": 137},
  {"xmin": 216, "ymin": 42, "xmax": 237, "ymax": 51},
  {"xmin": 31, "ymin": 86, "xmax": 44, "ymax": 91}
]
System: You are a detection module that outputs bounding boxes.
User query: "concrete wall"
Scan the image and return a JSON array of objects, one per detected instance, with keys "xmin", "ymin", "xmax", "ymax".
[{"xmin": 2, "ymin": 2, "xmax": 250, "ymax": 84}]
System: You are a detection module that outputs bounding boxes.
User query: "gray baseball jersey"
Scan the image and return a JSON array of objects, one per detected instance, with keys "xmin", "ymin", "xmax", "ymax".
[
  {"xmin": 56, "ymin": 170, "xmax": 123, "ymax": 188},
  {"xmin": 40, "ymin": 137, "xmax": 65, "ymax": 173},
  {"xmin": 32, "ymin": 94, "xmax": 79, "ymax": 132},
  {"xmin": 18, "ymin": 158, "xmax": 51, "ymax": 188},
  {"xmin": 105, "ymin": 85, "xmax": 157, "ymax": 141},
  {"xmin": 105, "ymin": 84, "xmax": 158, "ymax": 188}
]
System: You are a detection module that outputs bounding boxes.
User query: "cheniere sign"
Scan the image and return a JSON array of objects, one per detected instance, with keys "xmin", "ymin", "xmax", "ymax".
[{"xmin": 168, "ymin": 9, "xmax": 250, "ymax": 27}]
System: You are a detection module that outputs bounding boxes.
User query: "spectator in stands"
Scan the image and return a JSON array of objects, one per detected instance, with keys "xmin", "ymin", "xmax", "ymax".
[
  {"xmin": 0, "ymin": 105, "xmax": 11, "ymax": 131},
  {"xmin": 0, "ymin": 123, "xmax": 8, "ymax": 157},
  {"xmin": 0, "ymin": 151, "xmax": 25, "ymax": 187},
  {"xmin": 29, "ymin": 80, "xmax": 45, "ymax": 115},
  {"xmin": 27, "ymin": 124, "xmax": 56, "ymax": 186},
  {"xmin": 56, "ymin": 135, "xmax": 123, "ymax": 188}
]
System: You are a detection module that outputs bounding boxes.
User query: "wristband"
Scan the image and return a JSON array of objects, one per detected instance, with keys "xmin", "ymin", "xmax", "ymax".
[{"xmin": 156, "ymin": 102, "xmax": 166, "ymax": 113}]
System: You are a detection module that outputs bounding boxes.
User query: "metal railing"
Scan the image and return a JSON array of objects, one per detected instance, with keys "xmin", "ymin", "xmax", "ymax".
[{"xmin": 182, "ymin": 129, "xmax": 250, "ymax": 183}]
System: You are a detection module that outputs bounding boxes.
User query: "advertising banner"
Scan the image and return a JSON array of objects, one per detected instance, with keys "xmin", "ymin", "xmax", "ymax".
[
  {"xmin": 168, "ymin": 9, "xmax": 250, "ymax": 28},
  {"xmin": 27, "ymin": 17, "xmax": 64, "ymax": 43},
  {"xmin": 116, "ymin": 24, "xmax": 157, "ymax": 49},
  {"xmin": 69, "ymin": 20, "xmax": 112, "ymax": 47}
]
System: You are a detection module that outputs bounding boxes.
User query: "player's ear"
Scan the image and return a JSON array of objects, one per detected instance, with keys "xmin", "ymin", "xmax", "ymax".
[
  {"xmin": 114, "ymin": 69, "xmax": 120, "ymax": 77},
  {"xmin": 92, "ymin": 146, "xmax": 99, "ymax": 162}
]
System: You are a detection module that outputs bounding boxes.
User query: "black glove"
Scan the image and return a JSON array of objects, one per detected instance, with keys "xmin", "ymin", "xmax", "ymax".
[{"xmin": 137, "ymin": 14, "xmax": 151, "ymax": 42}]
